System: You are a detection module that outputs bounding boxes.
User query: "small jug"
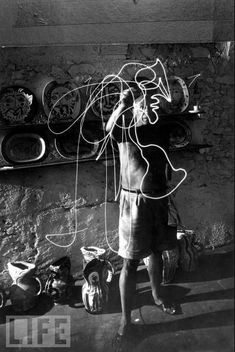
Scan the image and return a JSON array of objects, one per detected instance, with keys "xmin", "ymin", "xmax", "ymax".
[
  {"xmin": 143, "ymin": 247, "xmax": 180, "ymax": 285},
  {"xmin": 161, "ymin": 247, "xmax": 180, "ymax": 284},
  {"xmin": 8, "ymin": 261, "xmax": 42, "ymax": 312},
  {"xmin": 45, "ymin": 256, "xmax": 73, "ymax": 305},
  {"xmin": 177, "ymin": 230, "xmax": 202, "ymax": 272},
  {"xmin": 82, "ymin": 258, "xmax": 114, "ymax": 314}
]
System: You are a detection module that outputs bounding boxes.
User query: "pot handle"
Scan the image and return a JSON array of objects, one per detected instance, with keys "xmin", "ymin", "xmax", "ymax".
[
  {"xmin": 105, "ymin": 260, "xmax": 115, "ymax": 283},
  {"xmin": 34, "ymin": 277, "xmax": 43, "ymax": 296}
]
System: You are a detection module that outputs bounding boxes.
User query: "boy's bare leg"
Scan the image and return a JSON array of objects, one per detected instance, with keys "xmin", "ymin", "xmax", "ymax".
[
  {"xmin": 147, "ymin": 252, "xmax": 163, "ymax": 305},
  {"xmin": 118, "ymin": 258, "xmax": 139, "ymax": 335},
  {"xmin": 147, "ymin": 252, "xmax": 176, "ymax": 314}
]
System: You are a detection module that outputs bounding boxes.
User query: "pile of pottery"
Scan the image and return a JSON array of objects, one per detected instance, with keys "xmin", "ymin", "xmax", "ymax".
[
  {"xmin": 0, "ymin": 261, "xmax": 42, "ymax": 312},
  {"xmin": 0, "ymin": 249, "xmax": 115, "ymax": 314}
]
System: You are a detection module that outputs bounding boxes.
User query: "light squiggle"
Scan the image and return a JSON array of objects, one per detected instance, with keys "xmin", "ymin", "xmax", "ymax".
[
  {"xmin": 98, "ymin": 59, "xmax": 187, "ymax": 200},
  {"xmin": 45, "ymin": 228, "xmax": 88, "ymax": 248},
  {"xmin": 99, "ymin": 60, "xmax": 187, "ymax": 253},
  {"xmin": 187, "ymin": 73, "xmax": 201, "ymax": 87},
  {"xmin": 44, "ymin": 58, "xmax": 187, "ymax": 252}
]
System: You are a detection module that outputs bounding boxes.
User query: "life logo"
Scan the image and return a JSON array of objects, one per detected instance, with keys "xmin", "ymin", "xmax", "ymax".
[{"xmin": 5, "ymin": 315, "xmax": 71, "ymax": 347}]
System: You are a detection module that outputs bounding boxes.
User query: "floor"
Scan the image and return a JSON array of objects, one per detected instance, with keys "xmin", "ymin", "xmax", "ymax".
[{"xmin": 0, "ymin": 244, "xmax": 234, "ymax": 352}]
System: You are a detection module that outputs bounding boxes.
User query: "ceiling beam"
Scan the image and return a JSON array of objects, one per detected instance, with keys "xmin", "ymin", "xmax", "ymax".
[{"xmin": 0, "ymin": 0, "xmax": 233, "ymax": 46}]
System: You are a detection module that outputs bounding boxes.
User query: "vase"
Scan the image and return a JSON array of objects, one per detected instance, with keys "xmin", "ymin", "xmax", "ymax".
[
  {"xmin": 80, "ymin": 246, "xmax": 114, "ymax": 282},
  {"xmin": 7, "ymin": 261, "xmax": 42, "ymax": 312},
  {"xmin": 143, "ymin": 247, "xmax": 180, "ymax": 285},
  {"xmin": 45, "ymin": 256, "xmax": 73, "ymax": 305},
  {"xmin": 161, "ymin": 247, "xmax": 180, "ymax": 284},
  {"xmin": 177, "ymin": 230, "xmax": 202, "ymax": 272},
  {"xmin": 82, "ymin": 258, "xmax": 114, "ymax": 314}
]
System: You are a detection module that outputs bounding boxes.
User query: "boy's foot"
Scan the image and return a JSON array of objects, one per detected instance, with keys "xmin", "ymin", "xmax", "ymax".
[{"xmin": 154, "ymin": 298, "xmax": 177, "ymax": 315}]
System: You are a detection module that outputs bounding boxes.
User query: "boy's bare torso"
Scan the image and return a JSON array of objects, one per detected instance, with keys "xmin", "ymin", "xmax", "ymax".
[{"xmin": 118, "ymin": 125, "xmax": 169, "ymax": 193}]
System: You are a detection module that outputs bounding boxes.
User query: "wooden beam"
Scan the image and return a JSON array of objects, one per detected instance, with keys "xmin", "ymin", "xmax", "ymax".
[
  {"xmin": 1, "ymin": 0, "xmax": 233, "ymax": 28},
  {"xmin": 0, "ymin": 0, "xmax": 233, "ymax": 46},
  {"xmin": 12, "ymin": 0, "xmax": 217, "ymax": 27},
  {"xmin": 213, "ymin": 21, "xmax": 234, "ymax": 41},
  {"xmin": 2, "ymin": 20, "xmax": 233, "ymax": 46}
]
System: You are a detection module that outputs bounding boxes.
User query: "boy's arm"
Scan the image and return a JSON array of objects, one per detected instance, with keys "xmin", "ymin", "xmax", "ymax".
[
  {"xmin": 105, "ymin": 89, "xmax": 134, "ymax": 140},
  {"xmin": 105, "ymin": 101, "xmax": 126, "ymax": 134}
]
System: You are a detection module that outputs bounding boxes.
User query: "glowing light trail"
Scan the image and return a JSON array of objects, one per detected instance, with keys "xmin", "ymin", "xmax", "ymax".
[{"xmin": 44, "ymin": 59, "xmax": 187, "ymax": 251}]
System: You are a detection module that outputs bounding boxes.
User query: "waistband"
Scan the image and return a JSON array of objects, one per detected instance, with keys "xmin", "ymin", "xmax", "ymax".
[
  {"xmin": 122, "ymin": 187, "xmax": 142, "ymax": 194},
  {"xmin": 121, "ymin": 187, "xmax": 163, "ymax": 196}
]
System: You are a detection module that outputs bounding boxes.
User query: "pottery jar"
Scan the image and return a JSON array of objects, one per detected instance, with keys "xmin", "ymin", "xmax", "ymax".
[{"xmin": 7, "ymin": 261, "xmax": 42, "ymax": 312}]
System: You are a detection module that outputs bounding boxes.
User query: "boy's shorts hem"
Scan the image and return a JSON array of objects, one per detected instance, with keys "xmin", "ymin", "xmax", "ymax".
[
  {"xmin": 118, "ymin": 190, "xmax": 180, "ymax": 259},
  {"xmin": 118, "ymin": 249, "xmax": 152, "ymax": 260}
]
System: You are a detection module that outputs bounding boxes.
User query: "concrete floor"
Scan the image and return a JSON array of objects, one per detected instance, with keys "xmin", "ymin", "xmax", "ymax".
[{"xmin": 0, "ymin": 244, "xmax": 234, "ymax": 352}]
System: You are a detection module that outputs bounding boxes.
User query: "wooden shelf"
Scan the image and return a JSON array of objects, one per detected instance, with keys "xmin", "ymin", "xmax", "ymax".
[
  {"xmin": 0, "ymin": 155, "xmax": 118, "ymax": 172},
  {"xmin": 158, "ymin": 111, "xmax": 206, "ymax": 121},
  {"xmin": 0, "ymin": 111, "xmax": 210, "ymax": 171},
  {"xmin": 0, "ymin": 111, "xmax": 206, "ymax": 130},
  {"xmin": 169, "ymin": 143, "xmax": 213, "ymax": 152},
  {"xmin": 0, "ymin": 119, "xmax": 102, "ymax": 131}
]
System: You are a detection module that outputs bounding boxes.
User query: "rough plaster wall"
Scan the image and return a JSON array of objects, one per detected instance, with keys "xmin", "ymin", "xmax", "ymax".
[
  {"xmin": 0, "ymin": 162, "xmax": 119, "ymax": 287},
  {"xmin": 0, "ymin": 43, "xmax": 234, "ymax": 288}
]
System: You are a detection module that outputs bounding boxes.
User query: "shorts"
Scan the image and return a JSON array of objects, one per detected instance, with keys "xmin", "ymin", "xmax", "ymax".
[{"xmin": 118, "ymin": 189, "xmax": 180, "ymax": 260}]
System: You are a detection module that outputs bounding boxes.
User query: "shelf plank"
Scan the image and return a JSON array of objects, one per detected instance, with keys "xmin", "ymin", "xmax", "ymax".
[
  {"xmin": 0, "ymin": 0, "xmax": 233, "ymax": 45},
  {"xmin": 0, "ymin": 21, "xmax": 231, "ymax": 46},
  {"xmin": 170, "ymin": 143, "xmax": 213, "ymax": 152},
  {"xmin": 0, "ymin": 155, "xmax": 118, "ymax": 172},
  {"xmin": 158, "ymin": 111, "xmax": 206, "ymax": 120}
]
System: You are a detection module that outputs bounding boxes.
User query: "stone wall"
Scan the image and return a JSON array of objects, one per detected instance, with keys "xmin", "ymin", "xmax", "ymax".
[{"xmin": 0, "ymin": 43, "xmax": 234, "ymax": 287}]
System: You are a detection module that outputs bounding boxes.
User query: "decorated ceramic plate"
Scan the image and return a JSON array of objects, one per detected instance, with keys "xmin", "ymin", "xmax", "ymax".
[
  {"xmin": 160, "ymin": 76, "xmax": 189, "ymax": 114},
  {"xmin": 168, "ymin": 121, "xmax": 192, "ymax": 149},
  {"xmin": 90, "ymin": 81, "xmax": 120, "ymax": 120},
  {"xmin": 1, "ymin": 133, "xmax": 46, "ymax": 164},
  {"xmin": 54, "ymin": 128, "xmax": 99, "ymax": 160},
  {"xmin": 0, "ymin": 86, "xmax": 37, "ymax": 123},
  {"xmin": 42, "ymin": 81, "xmax": 82, "ymax": 122}
]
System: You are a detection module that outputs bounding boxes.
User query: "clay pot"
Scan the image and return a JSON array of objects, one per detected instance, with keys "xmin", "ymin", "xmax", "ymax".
[
  {"xmin": 143, "ymin": 247, "xmax": 180, "ymax": 285},
  {"xmin": 7, "ymin": 261, "xmax": 42, "ymax": 312},
  {"xmin": 177, "ymin": 230, "xmax": 202, "ymax": 272},
  {"xmin": 45, "ymin": 256, "xmax": 73, "ymax": 304},
  {"xmin": 161, "ymin": 247, "xmax": 180, "ymax": 284},
  {"xmin": 82, "ymin": 258, "xmax": 114, "ymax": 314}
]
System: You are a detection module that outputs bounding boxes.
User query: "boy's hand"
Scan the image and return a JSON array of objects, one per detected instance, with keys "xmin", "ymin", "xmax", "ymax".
[{"xmin": 133, "ymin": 98, "xmax": 150, "ymax": 127}]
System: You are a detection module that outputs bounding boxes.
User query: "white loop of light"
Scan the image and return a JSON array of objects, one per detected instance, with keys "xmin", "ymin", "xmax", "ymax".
[{"xmin": 44, "ymin": 59, "xmax": 187, "ymax": 251}]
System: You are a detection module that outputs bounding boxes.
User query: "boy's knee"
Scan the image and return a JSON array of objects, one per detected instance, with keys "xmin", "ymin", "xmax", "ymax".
[{"xmin": 122, "ymin": 258, "xmax": 139, "ymax": 272}]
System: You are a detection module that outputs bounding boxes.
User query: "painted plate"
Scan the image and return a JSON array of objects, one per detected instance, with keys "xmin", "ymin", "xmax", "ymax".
[
  {"xmin": 160, "ymin": 76, "xmax": 189, "ymax": 114},
  {"xmin": 167, "ymin": 121, "xmax": 192, "ymax": 149},
  {"xmin": 54, "ymin": 129, "xmax": 99, "ymax": 160},
  {"xmin": 2, "ymin": 133, "xmax": 46, "ymax": 164},
  {"xmin": 42, "ymin": 81, "xmax": 82, "ymax": 122},
  {"xmin": 90, "ymin": 81, "xmax": 120, "ymax": 119},
  {"xmin": 0, "ymin": 86, "xmax": 37, "ymax": 123}
]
